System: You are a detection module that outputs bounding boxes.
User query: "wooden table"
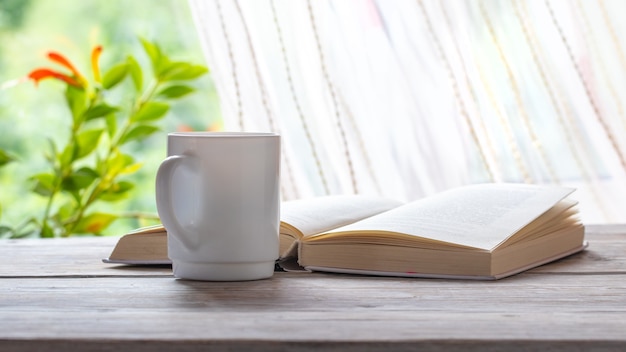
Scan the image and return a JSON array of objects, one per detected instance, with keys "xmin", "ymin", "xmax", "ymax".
[{"xmin": 0, "ymin": 224, "xmax": 625, "ymax": 351}]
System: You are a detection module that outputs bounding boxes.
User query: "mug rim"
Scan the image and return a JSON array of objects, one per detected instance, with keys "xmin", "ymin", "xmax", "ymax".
[{"xmin": 168, "ymin": 132, "xmax": 278, "ymax": 137}]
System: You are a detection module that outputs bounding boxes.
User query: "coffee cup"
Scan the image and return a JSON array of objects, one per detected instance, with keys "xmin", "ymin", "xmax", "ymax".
[{"xmin": 155, "ymin": 132, "xmax": 280, "ymax": 281}]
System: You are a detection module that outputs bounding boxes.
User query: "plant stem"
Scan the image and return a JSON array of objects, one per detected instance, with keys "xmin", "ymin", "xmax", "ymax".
[
  {"xmin": 64, "ymin": 79, "xmax": 162, "ymax": 235},
  {"xmin": 41, "ymin": 123, "xmax": 79, "ymax": 237}
]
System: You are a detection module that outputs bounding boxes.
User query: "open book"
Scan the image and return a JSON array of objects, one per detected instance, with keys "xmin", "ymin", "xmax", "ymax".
[{"xmin": 104, "ymin": 183, "xmax": 586, "ymax": 280}]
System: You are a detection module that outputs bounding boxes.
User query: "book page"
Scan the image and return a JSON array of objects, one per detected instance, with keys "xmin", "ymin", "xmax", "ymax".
[
  {"xmin": 318, "ymin": 184, "xmax": 574, "ymax": 250},
  {"xmin": 281, "ymin": 195, "xmax": 402, "ymax": 237}
]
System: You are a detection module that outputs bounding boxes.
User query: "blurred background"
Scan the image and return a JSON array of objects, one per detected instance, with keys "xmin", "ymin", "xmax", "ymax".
[{"xmin": 0, "ymin": 0, "xmax": 221, "ymax": 236}]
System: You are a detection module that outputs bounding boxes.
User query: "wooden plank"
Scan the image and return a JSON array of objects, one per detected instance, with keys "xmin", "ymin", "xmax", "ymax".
[
  {"xmin": 530, "ymin": 224, "xmax": 626, "ymax": 274},
  {"xmin": 2, "ymin": 340, "xmax": 622, "ymax": 352},
  {"xmin": 0, "ymin": 225, "xmax": 624, "ymax": 350},
  {"xmin": 0, "ymin": 237, "xmax": 172, "ymax": 277},
  {"xmin": 3, "ymin": 272, "xmax": 625, "ymax": 315},
  {"xmin": 1, "ymin": 274, "xmax": 625, "ymax": 341}
]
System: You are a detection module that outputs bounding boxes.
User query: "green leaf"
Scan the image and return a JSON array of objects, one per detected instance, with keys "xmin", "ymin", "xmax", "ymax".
[
  {"xmin": 76, "ymin": 129, "xmax": 104, "ymax": 159},
  {"xmin": 60, "ymin": 167, "xmax": 99, "ymax": 191},
  {"xmin": 73, "ymin": 212, "xmax": 117, "ymax": 234},
  {"xmin": 140, "ymin": 38, "xmax": 163, "ymax": 76},
  {"xmin": 105, "ymin": 113, "xmax": 117, "ymax": 138},
  {"xmin": 0, "ymin": 149, "xmax": 16, "ymax": 167},
  {"xmin": 99, "ymin": 181, "xmax": 135, "ymax": 202},
  {"xmin": 56, "ymin": 201, "xmax": 75, "ymax": 223},
  {"xmin": 157, "ymin": 85, "xmax": 195, "ymax": 99},
  {"xmin": 127, "ymin": 55, "xmax": 143, "ymax": 91},
  {"xmin": 59, "ymin": 143, "xmax": 76, "ymax": 166},
  {"xmin": 67, "ymin": 189, "xmax": 81, "ymax": 204},
  {"xmin": 119, "ymin": 125, "xmax": 160, "ymax": 145},
  {"xmin": 65, "ymin": 85, "xmax": 87, "ymax": 124},
  {"xmin": 11, "ymin": 218, "xmax": 38, "ymax": 239},
  {"xmin": 30, "ymin": 172, "xmax": 56, "ymax": 196},
  {"xmin": 0, "ymin": 226, "xmax": 12, "ymax": 238},
  {"xmin": 40, "ymin": 222, "xmax": 55, "ymax": 238},
  {"xmin": 44, "ymin": 138, "xmax": 58, "ymax": 165},
  {"xmin": 120, "ymin": 162, "xmax": 143, "ymax": 175},
  {"xmin": 83, "ymin": 104, "xmax": 118, "ymax": 121},
  {"xmin": 102, "ymin": 63, "xmax": 129, "ymax": 89},
  {"xmin": 105, "ymin": 151, "xmax": 134, "ymax": 176},
  {"xmin": 131, "ymin": 102, "xmax": 169, "ymax": 122},
  {"xmin": 159, "ymin": 62, "xmax": 208, "ymax": 81}
]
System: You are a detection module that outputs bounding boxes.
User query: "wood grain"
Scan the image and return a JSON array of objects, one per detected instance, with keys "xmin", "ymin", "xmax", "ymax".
[
  {"xmin": 0, "ymin": 224, "xmax": 624, "ymax": 351},
  {"xmin": 0, "ymin": 236, "xmax": 172, "ymax": 277}
]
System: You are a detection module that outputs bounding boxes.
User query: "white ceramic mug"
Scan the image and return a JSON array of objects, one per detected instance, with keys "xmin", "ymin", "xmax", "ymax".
[{"xmin": 155, "ymin": 132, "xmax": 280, "ymax": 281}]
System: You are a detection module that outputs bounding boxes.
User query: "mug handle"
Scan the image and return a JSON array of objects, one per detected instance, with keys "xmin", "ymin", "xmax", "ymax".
[{"xmin": 155, "ymin": 155, "xmax": 197, "ymax": 251}]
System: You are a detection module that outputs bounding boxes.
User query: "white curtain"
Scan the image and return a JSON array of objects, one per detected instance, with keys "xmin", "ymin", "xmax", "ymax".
[{"xmin": 189, "ymin": 0, "xmax": 626, "ymax": 223}]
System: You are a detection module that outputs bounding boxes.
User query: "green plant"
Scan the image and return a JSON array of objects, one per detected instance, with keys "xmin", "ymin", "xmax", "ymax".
[
  {"xmin": 0, "ymin": 149, "xmax": 14, "ymax": 168},
  {"xmin": 0, "ymin": 149, "xmax": 16, "ymax": 237},
  {"xmin": 10, "ymin": 38, "xmax": 208, "ymax": 238}
]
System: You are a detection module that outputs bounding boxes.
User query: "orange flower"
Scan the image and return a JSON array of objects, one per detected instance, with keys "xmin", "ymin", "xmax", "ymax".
[
  {"xmin": 176, "ymin": 124, "xmax": 194, "ymax": 132},
  {"xmin": 27, "ymin": 47, "xmax": 102, "ymax": 89},
  {"xmin": 28, "ymin": 69, "xmax": 82, "ymax": 88},
  {"xmin": 176, "ymin": 123, "xmax": 224, "ymax": 132},
  {"xmin": 91, "ymin": 45, "xmax": 103, "ymax": 83},
  {"xmin": 48, "ymin": 52, "xmax": 82, "ymax": 79}
]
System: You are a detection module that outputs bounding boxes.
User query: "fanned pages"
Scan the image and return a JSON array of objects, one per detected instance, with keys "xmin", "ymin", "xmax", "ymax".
[
  {"xmin": 279, "ymin": 195, "xmax": 403, "ymax": 258},
  {"xmin": 298, "ymin": 184, "xmax": 584, "ymax": 279}
]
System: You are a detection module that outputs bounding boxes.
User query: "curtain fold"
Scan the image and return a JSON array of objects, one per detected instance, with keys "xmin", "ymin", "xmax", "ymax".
[{"xmin": 189, "ymin": 0, "xmax": 626, "ymax": 223}]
